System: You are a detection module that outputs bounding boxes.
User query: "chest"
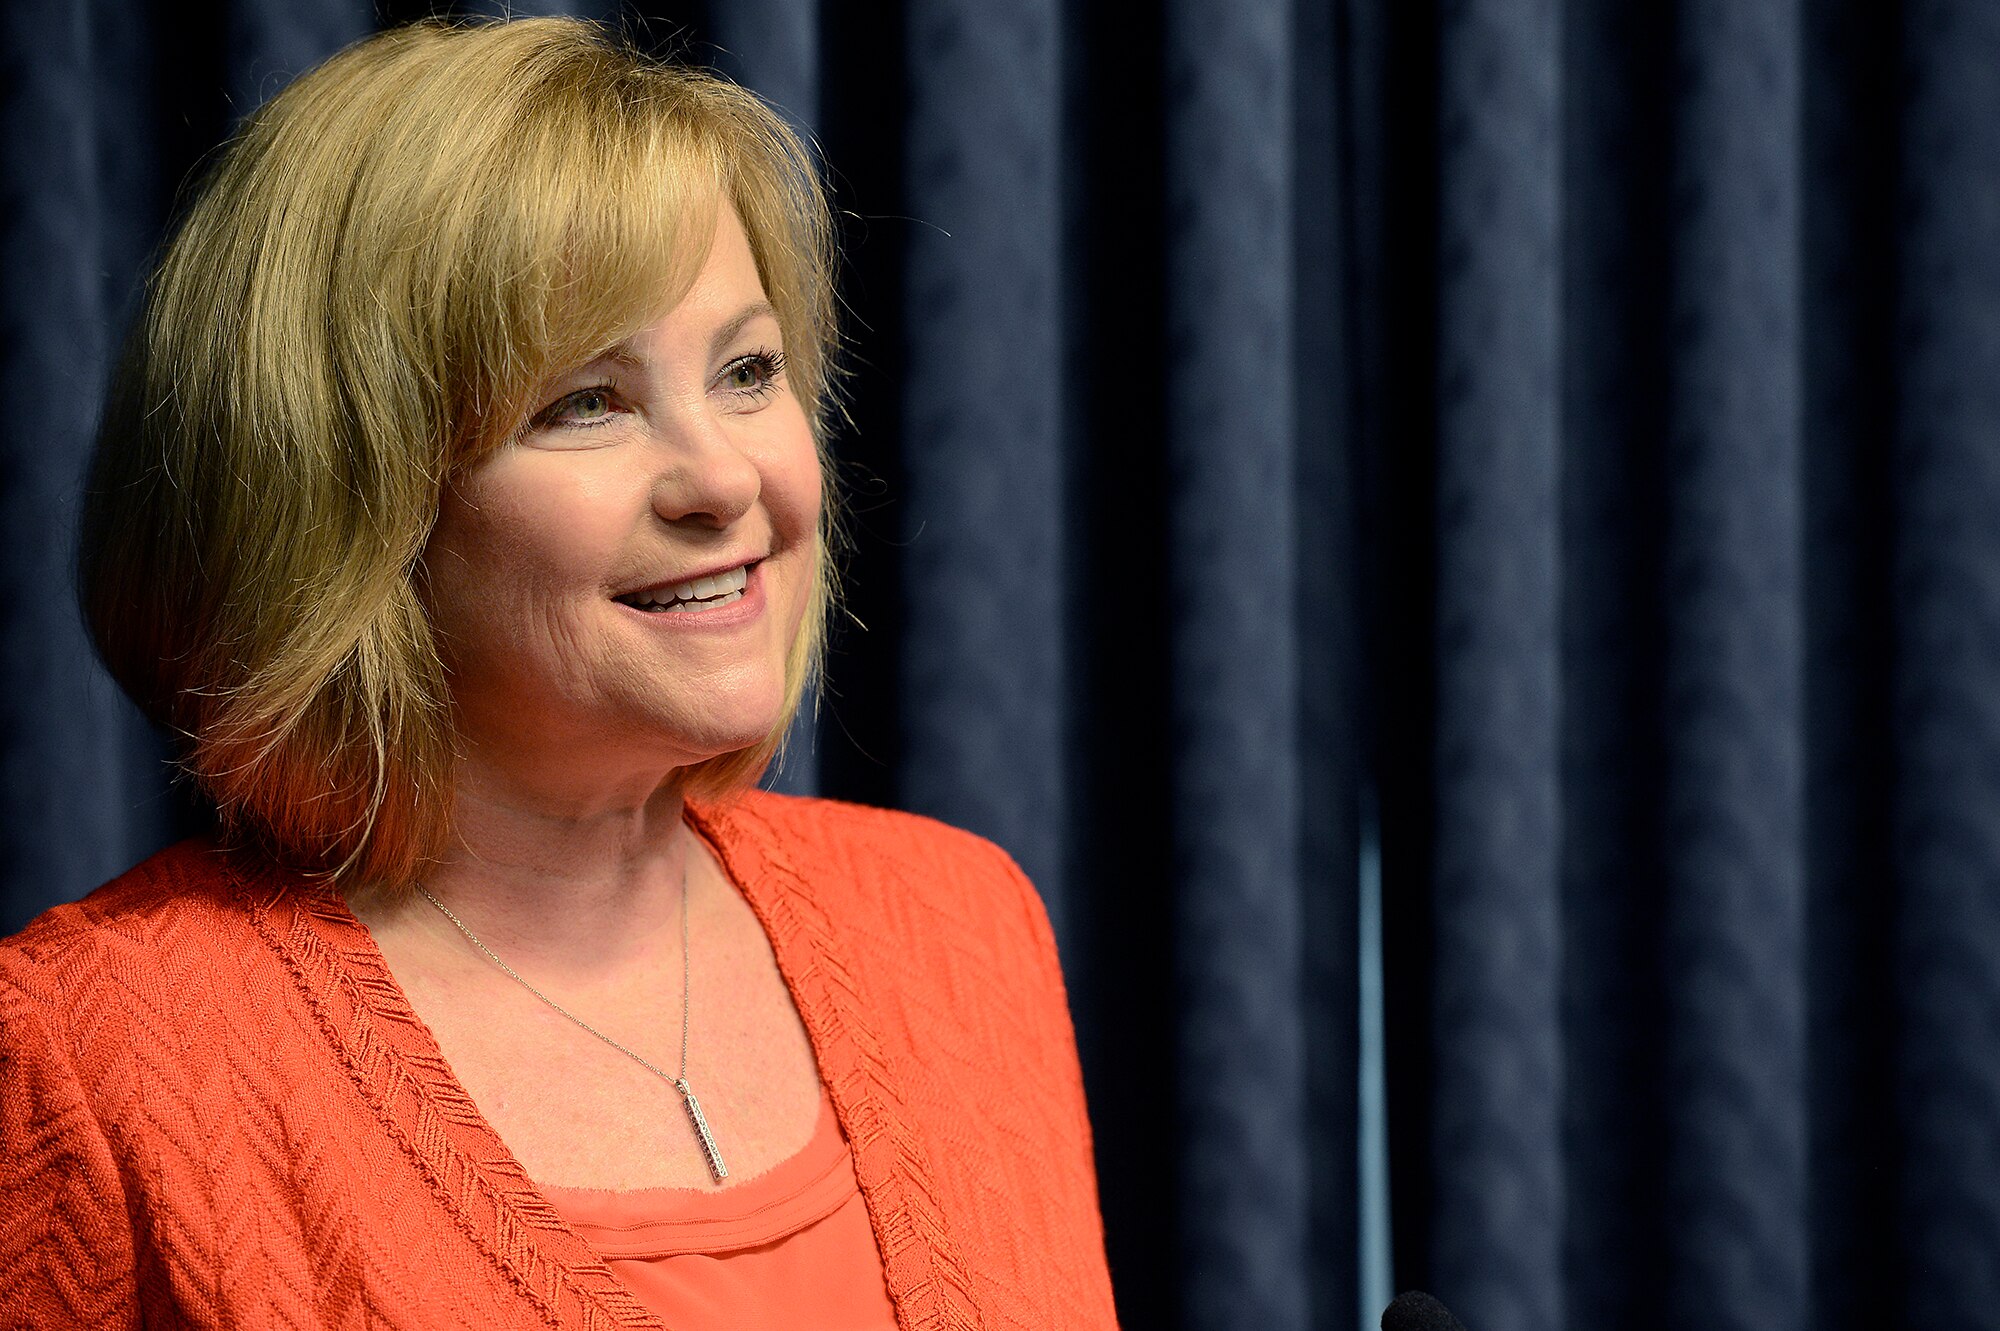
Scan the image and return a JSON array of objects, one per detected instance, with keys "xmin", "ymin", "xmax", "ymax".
[{"xmin": 381, "ymin": 894, "xmax": 823, "ymax": 1192}]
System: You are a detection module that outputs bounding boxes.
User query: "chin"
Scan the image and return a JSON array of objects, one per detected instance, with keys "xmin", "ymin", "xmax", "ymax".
[{"xmin": 652, "ymin": 698, "xmax": 791, "ymax": 768}]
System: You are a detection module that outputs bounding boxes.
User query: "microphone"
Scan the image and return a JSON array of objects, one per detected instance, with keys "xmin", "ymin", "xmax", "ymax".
[{"xmin": 1381, "ymin": 1290, "xmax": 1469, "ymax": 1331}]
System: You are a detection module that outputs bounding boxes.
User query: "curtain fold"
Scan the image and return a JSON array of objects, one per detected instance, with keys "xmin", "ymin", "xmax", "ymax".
[
  {"xmin": 1653, "ymin": 4, "xmax": 1807, "ymax": 1327},
  {"xmin": 895, "ymin": 0, "xmax": 1069, "ymax": 919},
  {"xmin": 1796, "ymin": 5, "xmax": 1899, "ymax": 1317},
  {"xmin": 1427, "ymin": 4, "xmax": 1564, "ymax": 1331},
  {"xmin": 0, "ymin": 0, "xmax": 153, "ymax": 910},
  {"xmin": 1162, "ymin": 1, "xmax": 1309, "ymax": 1326},
  {"xmin": 1895, "ymin": 2, "xmax": 2000, "ymax": 1323},
  {"xmin": 4, "ymin": 3, "xmax": 1998, "ymax": 1329}
]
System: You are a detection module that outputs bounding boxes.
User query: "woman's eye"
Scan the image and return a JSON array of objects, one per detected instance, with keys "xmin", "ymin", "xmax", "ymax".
[
  {"xmin": 567, "ymin": 389, "xmax": 612, "ymax": 419},
  {"xmin": 718, "ymin": 349, "xmax": 787, "ymax": 402},
  {"xmin": 532, "ymin": 386, "xmax": 621, "ymax": 430}
]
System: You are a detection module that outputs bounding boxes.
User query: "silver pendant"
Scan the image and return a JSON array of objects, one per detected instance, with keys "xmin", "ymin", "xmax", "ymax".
[{"xmin": 677, "ymin": 1080, "xmax": 729, "ymax": 1181}]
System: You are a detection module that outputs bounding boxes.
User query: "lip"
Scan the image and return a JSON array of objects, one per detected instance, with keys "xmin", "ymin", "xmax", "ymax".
[
  {"xmin": 612, "ymin": 558, "xmax": 767, "ymax": 629},
  {"xmin": 613, "ymin": 556, "xmax": 765, "ymax": 603}
]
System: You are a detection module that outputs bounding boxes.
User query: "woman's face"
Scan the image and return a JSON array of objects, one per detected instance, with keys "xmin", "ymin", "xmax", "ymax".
[{"xmin": 422, "ymin": 205, "xmax": 821, "ymax": 793}]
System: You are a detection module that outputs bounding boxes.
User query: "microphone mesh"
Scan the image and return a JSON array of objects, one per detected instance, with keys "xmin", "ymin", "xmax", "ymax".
[{"xmin": 1381, "ymin": 1290, "xmax": 1470, "ymax": 1331}]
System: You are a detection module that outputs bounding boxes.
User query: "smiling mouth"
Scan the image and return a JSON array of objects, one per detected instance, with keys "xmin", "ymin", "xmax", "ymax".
[{"xmin": 616, "ymin": 564, "xmax": 750, "ymax": 613}]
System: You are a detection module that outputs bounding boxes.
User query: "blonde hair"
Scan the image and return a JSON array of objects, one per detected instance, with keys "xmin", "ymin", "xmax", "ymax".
[{"xmin": 79, "ymin": 16, "xmax": 839, "ymax": 889}]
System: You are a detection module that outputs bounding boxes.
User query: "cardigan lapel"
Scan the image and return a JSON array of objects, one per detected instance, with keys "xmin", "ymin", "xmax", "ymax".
[
  {"xmin": 236, "ymin": 853, "xmax": 667, "ymax": 1331},
  {"xmin": 686, "ymin": 797, "xmax": 985, "ymax": 1331}
]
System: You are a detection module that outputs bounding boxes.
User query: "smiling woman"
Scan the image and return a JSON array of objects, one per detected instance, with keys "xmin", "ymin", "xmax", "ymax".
[
  {"xmin": 76, "ymin": 19, "xmax": 838, "ymax": 885},
  {"xmin": 0, "ymin": 17, "xmax": 1116, "ymax": 1331},
  {"xmin": 422, "ymin": 209, "xmax": 823, "ymax": 806}
]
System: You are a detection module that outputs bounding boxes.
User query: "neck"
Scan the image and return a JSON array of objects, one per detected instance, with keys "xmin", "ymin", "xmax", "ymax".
[{"xmin": 395, "ymin": 759, "xmax": 707, "ymax": 977}]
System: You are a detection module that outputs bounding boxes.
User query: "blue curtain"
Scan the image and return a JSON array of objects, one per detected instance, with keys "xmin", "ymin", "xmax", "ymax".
[{"xmin": 3, "ymin": 3, "xmax": 1996, "ymax": 1330}]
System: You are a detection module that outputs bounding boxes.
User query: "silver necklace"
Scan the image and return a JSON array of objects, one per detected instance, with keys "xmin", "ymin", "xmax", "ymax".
[{"xmin": 414, "ymin": 862, "xmax": 729, "ymax": 1183}]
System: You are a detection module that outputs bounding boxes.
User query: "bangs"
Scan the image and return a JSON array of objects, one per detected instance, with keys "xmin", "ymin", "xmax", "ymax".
[
  {"xmin": 313, "ymin": 20, "xmax": 839, "ymax": 470},
  {"xmin": 416, "ymin": 62, "xmax": 732, "ymax": 466}
]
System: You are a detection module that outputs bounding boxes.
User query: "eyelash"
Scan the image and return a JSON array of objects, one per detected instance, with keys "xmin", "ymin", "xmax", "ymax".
[
  {"xmin": 530, "ymin": 348, "xmax": 789, "ymax": 433},
  {"xmin": 720, "ymin": 348, "xmax": 788, "ymax": 401},
  {"xmin": 531, "ymin": 386, "xmax": 620, "ymax": 432}
]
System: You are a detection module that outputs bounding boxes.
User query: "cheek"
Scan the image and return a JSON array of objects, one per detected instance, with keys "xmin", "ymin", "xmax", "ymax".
[
  {"xmin": 766, "ymin": 441, "xmax": 824, "ymax": 626},
  {"xmin": 763, "ymin": 416, "xmax": 824, "ymax": 541},
  {"xmin": 422, "ymin": 481, "xmax": 603, "ymax": 655},
  {"xmin": 782, "ymin": 459, "xmax": 824, "ymax": 545},
  {"xmin": 434, "ymin": 463, "xmax": 620, "ymax": 587}
]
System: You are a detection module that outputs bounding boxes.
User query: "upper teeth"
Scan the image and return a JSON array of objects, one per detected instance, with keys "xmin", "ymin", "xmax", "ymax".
[{"xmin": 627, "ymin": 564, "xmax": 748, "ymax": 608}]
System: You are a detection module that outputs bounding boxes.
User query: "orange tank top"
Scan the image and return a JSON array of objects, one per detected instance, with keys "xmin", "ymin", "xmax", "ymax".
[{"xmin": 537, "ymin": 1089, "xmax": 898, "ymax": 1330}]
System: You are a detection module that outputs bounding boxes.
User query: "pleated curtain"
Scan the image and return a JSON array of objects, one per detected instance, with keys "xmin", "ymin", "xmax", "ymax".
[
  {"xmin": 3, "ymin": 3, "xmax": 1997, "ymax": 1330},
  {"xmin": 1390, "ymin": 5, "xmax": 1998, "ymax": 1330}
]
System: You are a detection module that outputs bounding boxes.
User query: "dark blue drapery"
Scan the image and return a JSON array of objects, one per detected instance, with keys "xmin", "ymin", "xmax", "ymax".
[{"xmin": 3, "ymin": 3, "xmax": 1997, "ymax": 1329}]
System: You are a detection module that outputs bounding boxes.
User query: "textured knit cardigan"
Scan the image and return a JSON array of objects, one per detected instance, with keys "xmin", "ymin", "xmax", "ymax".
[{"xmin": 0, "ymin": 792, "xmax": 1119, "ymax": 1330}]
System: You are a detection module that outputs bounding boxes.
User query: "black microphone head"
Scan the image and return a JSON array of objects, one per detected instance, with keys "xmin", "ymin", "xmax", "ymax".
[{"xmin": 1382, "ymin": 1290, "xmax": 1469, "ymax": 1331}]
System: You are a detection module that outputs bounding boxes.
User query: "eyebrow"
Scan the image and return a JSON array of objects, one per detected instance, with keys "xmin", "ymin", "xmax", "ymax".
[
  {"xmin": 708, "ymin": 300, "xmax": 780, "ymax": 357},
  {"xmin": 591, "ymin": 300, "xmax": 782, "ymax": 374}
]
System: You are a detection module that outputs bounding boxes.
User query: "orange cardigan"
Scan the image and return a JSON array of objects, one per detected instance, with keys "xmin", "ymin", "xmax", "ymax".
[{"xmin": 0, "ymin": 793, "xmax": 1119, "ymax": 1329}]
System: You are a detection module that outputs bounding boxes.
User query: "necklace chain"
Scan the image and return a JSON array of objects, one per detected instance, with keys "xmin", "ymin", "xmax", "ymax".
[{"xmin": 414, "ymin": 861, "xmax": 728, "ymax": 1181}]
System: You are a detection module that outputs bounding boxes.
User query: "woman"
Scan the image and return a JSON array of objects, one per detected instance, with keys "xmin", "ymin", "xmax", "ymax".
[{"xmin": 0, "ymin": 17, "xmax": 1115, "ymax": 1329}]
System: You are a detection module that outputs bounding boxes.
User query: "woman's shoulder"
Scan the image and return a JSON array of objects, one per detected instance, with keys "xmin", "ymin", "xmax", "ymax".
[
  {"xmin": 706, "ymin": 788, "xmax": 1013, "ymax": 861},
  {"xmin": 698, "ymin": 790, "xmax": 1037, "ymax": 902},
  {"xmin": 2, "ymin": 838, "xmax": 244, "ymax": 956},
  {"xmin": 0, "ymin": 839, "xmax": 270, "ymax": 1025},
  {"xmin": 693, "ymin": 790, "xmax": 1057, "ymax": 962}
]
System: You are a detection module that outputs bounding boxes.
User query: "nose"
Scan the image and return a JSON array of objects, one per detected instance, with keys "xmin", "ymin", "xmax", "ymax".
[{"xmin": 648, "ymin": 413, "xmax": 761, "ymax": 529}]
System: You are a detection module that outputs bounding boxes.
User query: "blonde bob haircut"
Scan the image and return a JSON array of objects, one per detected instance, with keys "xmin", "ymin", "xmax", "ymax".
[{"xmin": 79, "ymin": 16, "xmax": 839, "ymax": 890}]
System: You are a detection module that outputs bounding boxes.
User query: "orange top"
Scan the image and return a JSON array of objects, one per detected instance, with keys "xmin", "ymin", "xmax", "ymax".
[
  {"xmin": 540, "ymin": 1088, "xmax": 898, "ymax": 1329},
  {"xmin": 0, "ymin": 793, "xmax": 1119, "ymax": 1329}
]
